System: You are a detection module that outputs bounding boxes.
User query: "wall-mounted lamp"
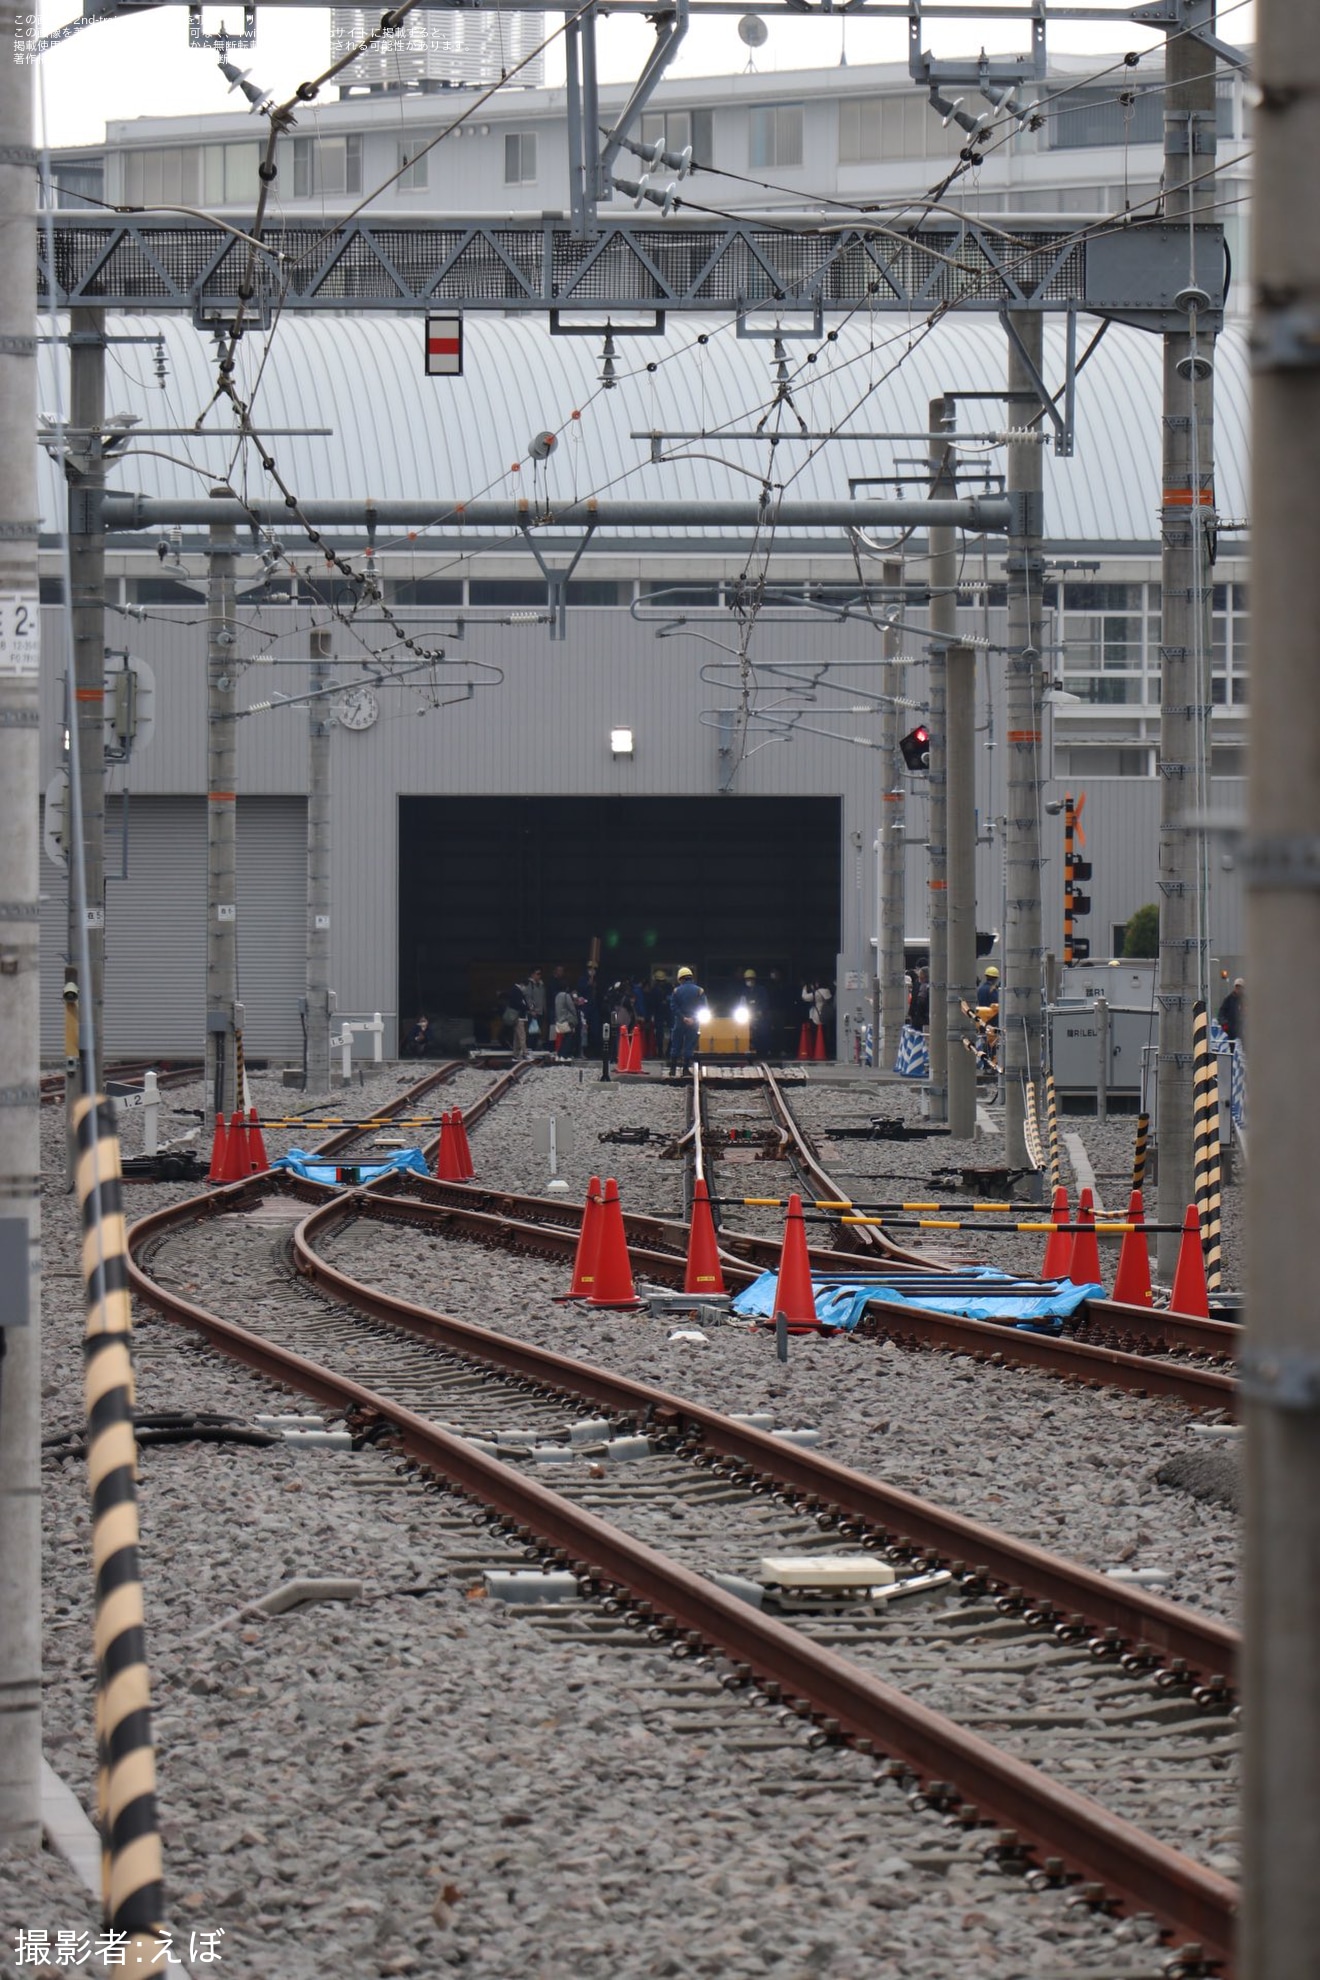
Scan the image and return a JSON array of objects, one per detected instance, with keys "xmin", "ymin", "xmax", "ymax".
[{"xmin": 610, "ymin": 727, "xmax": 634, "ymax": 758}]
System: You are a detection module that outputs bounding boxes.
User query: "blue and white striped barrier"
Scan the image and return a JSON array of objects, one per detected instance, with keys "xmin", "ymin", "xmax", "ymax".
[{"xmin": 894, "ymin": 1026, "xmax": 930, "ymax": 1079}]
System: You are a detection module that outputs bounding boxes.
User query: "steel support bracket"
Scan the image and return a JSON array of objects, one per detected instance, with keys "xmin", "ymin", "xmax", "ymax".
[
  {"xmin": 1238, "ymin": 1350, "xmax": 1320, "ymax": 1412},
  {"xmin": 519, "ymin": 520, "xmax": 597, "ymax": 640},
  {"xmin": 909, "ymin": 0, "xmax": 1045, "ymax": 86},
  {"xmin": 1006, "ymin": 489, "xmax": 1045, "ymax": 539},
  {"xmin": 598, "ymin": 0, "xmax": 690, "ymax": 207},
  {"xmin": 188, "ymin": 3, "xmax": 256, "ymax": 47},
  {"xmin": 1129, "ymin": 0, "xmax": 1249, "ymax": 71},
  {"xmin": 1000, "ymin": 304, "xmax": 1075, "ymax": 456}
]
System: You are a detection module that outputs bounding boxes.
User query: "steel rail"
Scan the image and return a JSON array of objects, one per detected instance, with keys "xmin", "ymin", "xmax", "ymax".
[
  {"xmin": 123, "ymin": 1189, "xmax": 1237, "ymax": 1967},
  {"xmin": 361, "ymin": 1175, "xmax": 1241, "ymax": 1408},
  {"xmin": 1081, "ymin": 1297, "xmax": 1239, "ymax": 1363},
  {"xmin": 284, "ymin": 1190, "xmax": 1239, "ymax": 1688},
  {"xmin": 759, "ymin": 1067, "xmax": 936, "ymax": 1268},
  {"xmin": 853, "ymin": 1301, "xmax": 1238, "ymax": 1411},
  {"xmin": 313, "ymin": 1059, "xmax": 466, "ymax": 1159}
]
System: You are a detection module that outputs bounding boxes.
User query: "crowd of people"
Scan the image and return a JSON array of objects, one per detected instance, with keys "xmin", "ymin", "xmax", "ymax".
[{"xmin": 402, "ymin": 961, "xmax": 839, "ymax": 1064}]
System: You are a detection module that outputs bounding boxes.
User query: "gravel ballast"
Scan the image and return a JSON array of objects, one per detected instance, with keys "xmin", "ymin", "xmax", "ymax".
[{"xmin": 11, "ymin": 1059, "xmax": 1238, "ymax": 1979}]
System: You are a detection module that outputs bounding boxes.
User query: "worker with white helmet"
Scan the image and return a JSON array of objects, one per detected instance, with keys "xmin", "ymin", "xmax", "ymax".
[{"xmin": 668, "ymin": 966, "xmax": 706, "ymax": 1078}]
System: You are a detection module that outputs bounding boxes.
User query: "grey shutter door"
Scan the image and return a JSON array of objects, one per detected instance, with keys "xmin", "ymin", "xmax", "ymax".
[{"xmin": 40, "ymin": 796, "xmax": 306, "ymax": 1062}]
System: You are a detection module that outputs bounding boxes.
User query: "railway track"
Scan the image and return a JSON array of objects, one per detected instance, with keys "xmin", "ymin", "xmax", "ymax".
[{"xmin": 125, "ymin": 1147, "xmax": 1239, "ymax": 1970}]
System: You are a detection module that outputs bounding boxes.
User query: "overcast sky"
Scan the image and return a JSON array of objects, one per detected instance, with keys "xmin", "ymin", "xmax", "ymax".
[{"xmin": 32, "ymin": 0, "xmax": 1253, "ymax": 152}]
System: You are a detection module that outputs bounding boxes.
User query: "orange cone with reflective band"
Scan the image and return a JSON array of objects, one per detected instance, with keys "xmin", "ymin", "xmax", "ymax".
[
  {"xmin": 1069, "ymin": 1188, "xmax": 1102, "ymax": 1285},
  {"xmin": 206, "ymin": 1112, "xmax": 230, "ymax": 1184},
  {"xmin": 1041, "ymin": 1186, "xmax": 1071, "ymax": 1279},
  {"xmin": 452, "ymin": 1107, "xmax": 474, "ymax": 1179},
  {"xmin": 220, "ymin": 1111, "xmax": 249, "ymax": 1183},
  {"xmin": 564, "ymin": 1175, "xmax": 604, "ymax": 1299},
  {"xmin": 1169, "ymin": 1203, "xmax": 1211, "ymax": 1319},
  {"xmin": 813, "ymin": 1023, "xmax": 827, "ymax": 1062},
  {"xmin": 436, "ymin": 1111, "xmax": 462, "ymax": 1181},
  {"xmin": 627, "ymin": 1025, "xmax": 644, "ymax": 1075},
  {"xmin": 588, "ymin": 1178, "xmax": 640, "ymax": 1308},
  {"xmin": 773, "ymin": 1192, "xmax": 818, "ymax": 1332},
  {"xmin": 616, "ymin": 1025, "xmax": 631, "ymax": 1071},
  {"xmin": 684, "ymin": 1178, "xmax": 726, "ymax": 1297},
  {"xmin": 246, "ymin": 1106, "xmax": 269, "ymax": 1174},
  {"xmin": 1111, "ymin": 1189, "xmax": 1153, "ymax": 1307}
]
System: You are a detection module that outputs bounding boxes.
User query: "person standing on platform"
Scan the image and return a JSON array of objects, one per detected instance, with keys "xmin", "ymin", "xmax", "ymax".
[
  {"xmin": 741, "ymin": 969, "xmax": 771, "ymax": 1058},
  {"xmin": 577, "ymin": 962, "xmax": 602, "ymax": 1051},
  {"xmin": 502, "ymin": 979, "xmax": 530, "ymax": 1056},
  {"xmin": 553, "ymin": 983, "xmax": 579, "ymax": 1056},
  {"xmin": 802, "ymin": 977, "xmax": 833, "ymax": 1051},
  {"xmin": 668, "ymin": 967, "xmax": 705, "ymax": 1077},
  {"xmin": 524, "ymin": 967, "xmax": 547, "ymax": 1052},
  {"xmin": 1218, "ymin": 977, "xmax": 1245, "ymax": 1042}
]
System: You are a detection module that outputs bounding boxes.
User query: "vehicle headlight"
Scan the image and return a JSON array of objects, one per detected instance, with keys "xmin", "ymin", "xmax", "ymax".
[
  {"xmin": 696, "ymin": 1006, "xmax": 713, "ymax": 1025},
  {"xmin": 733, "ymin": 1003, "xmax": 750, "ymax": 1024}
]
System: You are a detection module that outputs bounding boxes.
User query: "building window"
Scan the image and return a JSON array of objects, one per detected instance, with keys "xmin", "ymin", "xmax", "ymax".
[
  {"xmin": 638, "ymin": 108, "xmax": 713, "ymax": 162},
  {"xmin": 838, "ymin": 93, "xmax": 964, "ymax": 164},
  {"xmin": 1049, "ymin": 85, "xmax": 1163, "ymax": 150},
  {"xmin": 504, "ymin": 132, "xmax": 537, "ymax": 185},
  {"xmin": 49, "ymin": 162, "xmax": 104, "ymax": 210},
  {"xmin": 397, "ymin": 143, "xmax": 429, "ymax": 191},
  {"xmin": 292, "ymin": 134, "xmax": 363, "ymax": 199},
  {"xmin": 749, "ymin": 105, "xmax": 803, "ymax": 170}
]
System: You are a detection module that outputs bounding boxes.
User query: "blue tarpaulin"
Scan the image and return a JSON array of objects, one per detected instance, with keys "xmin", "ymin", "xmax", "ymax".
[
  {"xmin": 730, "ymin": 1268, "xmax": 1104, "ymax": 1333},
  {"xmin": 272, "ymin": 1147, "xmax": 431, "ymax": 1187}
]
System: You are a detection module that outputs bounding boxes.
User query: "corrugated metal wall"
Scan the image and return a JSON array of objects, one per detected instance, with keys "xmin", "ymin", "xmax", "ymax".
[{"xmin": 40, "ymin": 796, "xmax": 307, "ymax": 1060}]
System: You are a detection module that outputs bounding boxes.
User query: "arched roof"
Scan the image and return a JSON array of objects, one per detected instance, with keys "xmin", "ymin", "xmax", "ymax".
[{"xmin": 37, "ymin": 311, "xmax": 1248, "ymax": 546}]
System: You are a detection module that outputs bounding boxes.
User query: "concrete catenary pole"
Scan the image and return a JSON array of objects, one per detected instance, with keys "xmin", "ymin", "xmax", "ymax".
[
  {"xmin": 306, "ymin": 626, "xmax": 333, "ymax": 1087},
  {"xmin": 66, "ymin": 308, "xmax": 107, "ymax": 1126},
  {"xmin": 1003, "ymin": 312, "xmax": 1046, "ymax": 1177},
  {"xmin": 1154, "ymin": 16, "xmax": 1218, "ymax": 1275},
  {"xmin": 879, "ymin": 558, "xmax": 907, "ymax": 1060},
  {"xmin": 205, "ymin": 503, "xmax": 239, "ymax": 1127},
  {"xmin": 0, "ymin": 13, "xmax": 42, "ymax": 1850},
  {"xmin": 926, "ymin": 397, "xmax": 956, "ymax": 1122},
  {"xmin": 945, "ymin": 639, "xmax": 977, "ymax": 1138},
  {"xmin": 1243, "ymin": 4, "xmax": 1320, "ymax": 1971}
]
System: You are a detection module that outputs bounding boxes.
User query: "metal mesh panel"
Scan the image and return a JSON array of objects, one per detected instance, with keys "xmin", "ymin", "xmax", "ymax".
[{"xmin": 42, "ymin": 219, "xmax": 1101, "ymax": 314}]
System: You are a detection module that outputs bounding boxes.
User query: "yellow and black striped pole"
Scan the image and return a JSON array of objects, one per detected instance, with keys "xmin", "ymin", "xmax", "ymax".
[
  {"xmin": 1132, "ymin": 1111, "xmax": 1151, "ymax": 1193},
  {"xmin": 1191, "ymin": 1001, "xmax": 1224, "ymax": 1293},
  {"xmin": 75, "ymin": 1096, "xmax": 164, "ymax": 1967},
  {"xmin": 1045, "ymin": 1071, "xmax": 1061, "ymax": 1194}
]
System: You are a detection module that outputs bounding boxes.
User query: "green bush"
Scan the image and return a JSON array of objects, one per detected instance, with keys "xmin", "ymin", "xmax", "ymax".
[{"xmin": 1122, "ymin": 903, "xmax": 1159, "ymax": 958}]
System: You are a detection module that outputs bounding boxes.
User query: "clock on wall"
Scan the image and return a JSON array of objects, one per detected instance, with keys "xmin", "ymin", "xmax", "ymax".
[{"xmin": 334, "ymin": 686, "xmax": 380, "ymax": 731}]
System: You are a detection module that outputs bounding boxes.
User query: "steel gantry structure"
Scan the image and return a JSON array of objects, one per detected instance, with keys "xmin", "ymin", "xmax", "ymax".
[{"xmin": 37, "ymin": 0, "xmax": 1233, "ymax": 1175}]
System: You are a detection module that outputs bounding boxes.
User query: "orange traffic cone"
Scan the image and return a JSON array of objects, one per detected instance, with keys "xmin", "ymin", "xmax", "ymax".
[
  {"xmin": 206, "ymin": 1112, "xmax": 231, "ymax": 1184},
  {"xmin": 797, "ymin": 1023, "xmax": 812, "ymax": 1060},
  {"xmin": 435, "ymin": 1111, "xmax": 462, "ymax": 1181},
  {"xmin": 684, "ymin": 1178, "xmax": 726, "ymax": 1297},
  {"xmin": 1111, "ymin": 1189, "xmax": 1153, "ymax": 1307},
  {"xmin": 616, "ymin": 1025, "xmax": 631, "ymax": 1072},
  {"xmin": 452, "ymin": 1107, "xmax": 474, "ymax": 1179},
  {"xmin": 563, "ymin": 1175, "xmax": 604, "ymax": 1299},
  {"xmin": 812, "ymin": 1023, "xmax": 827, "ymax": 1062},
  {"xmin": 1041, "ymin": 1186, "xmax": 1071, "ymax": 1279},
  {"xmin": 773, "ymin": 1192, "xmax": 818, "ymax": 1333},
  {"xmin": 1069, "ymin": 1188, "xmax": 1102, "ymax": 1285},
  {"xmin": 246, "ymin": 1106, "xmax": 269, "ymax": 1174},
  {"xmin": 220, "ymin": 1111, "xmax": 249, "ymax": 1183},
  {"xmin": 627, "ymin": 1025, "xmax": 644, "ymax": 1075},
  {"xmin": 588, "ymin": 1178, "xmax": 640, "ymax": 1308},
  {"xmin": 1169, "ymin": 1204, "xmax": 1210, "ymax": 1319}
]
